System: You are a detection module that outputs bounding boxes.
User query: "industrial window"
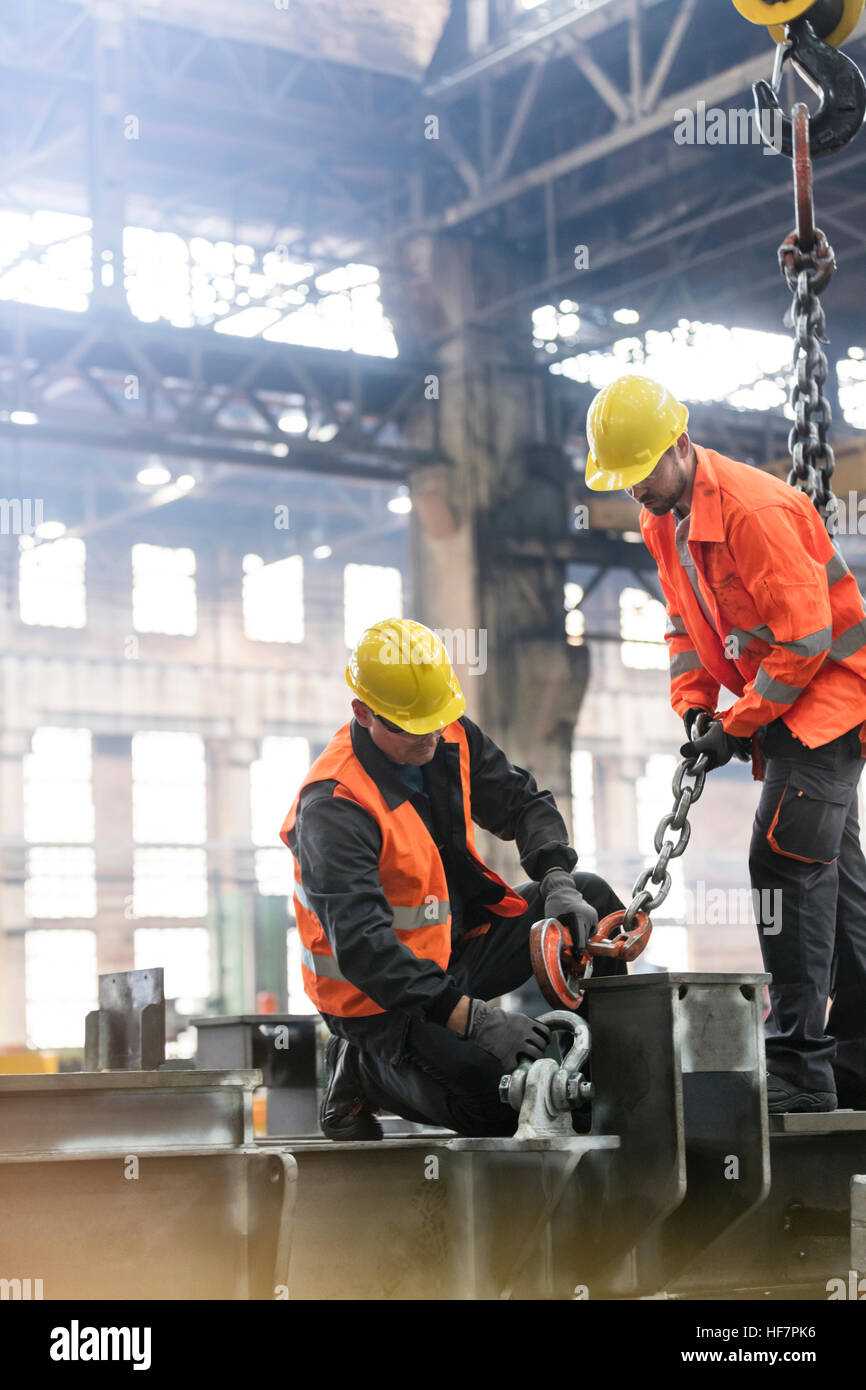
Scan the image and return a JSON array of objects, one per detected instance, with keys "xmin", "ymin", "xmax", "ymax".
[
  {"xmin": 619, "ymin": 587, "xmax": 668, "ymax": 670},
  {"xmin": 343, "ymin": 564, "xmax": 403, "ymax": 648},
  {"xmin": 25, "ymin": 928, "xmax": 97, "ymax": 1049},
  {"xmin": 242, "ymin": 554, "xmax": 304, "ymax": 643},
  {"xmin": 24, "ymin": 727, "xmax": 95, "ymax": 844},
  {"xmin": 251, "ymin": 736, "xmax": 309, "ymax": 894},
  {"xmin": 255, "ymin": 849, "xmax": 293, "ymax": 897},
  {"xmin": 132, "ymin": 542, "xmax": 197, "ymax": 636},
  {"xmin": 132, "ymin": 847, "xmax": 208, "ymax": 919},
  {"xmin": 25, "ymin": 847, "xmax": 97, "ymax": 920},
  {"xmin": 19, "ymin": 536, "xmax": 86, "ymax": 629},
  {"xmin": 24, "ymin": 729, "xmax": 96, "ymax": 920},
  {"xmin": 570, "ymin": 749, "xmax": 597, "ymax": 871},
  {"xmin": 132, "ymin": 732, "xmax": 207, "ymax": 845},
  {"xmin": 636, "ymin": 754, "xmax": 685, "ymax": 923},
  {"xmin": 133, "ymin": 926, "xmax": 210, "ymax": 1002}
]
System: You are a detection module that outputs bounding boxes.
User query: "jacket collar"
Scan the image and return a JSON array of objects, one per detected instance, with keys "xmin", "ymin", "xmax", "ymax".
[
  {"xmin": 683, "ymin": 444, "xmax": 726, "ymax": 543},
  {"xmin": 350, "ymin": 718, "xmax": 451, "ymax": 812}
]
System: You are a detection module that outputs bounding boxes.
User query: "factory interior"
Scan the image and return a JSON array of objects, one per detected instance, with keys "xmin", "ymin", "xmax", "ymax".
[{"xmin": 3, "ymin": 0, "xmax": 866, "ymax": 1339}]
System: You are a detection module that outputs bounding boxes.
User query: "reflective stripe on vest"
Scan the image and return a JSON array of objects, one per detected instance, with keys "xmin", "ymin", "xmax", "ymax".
[
  {"xmin": 754, "ymin": 667, "xmax": 803, "ymax": 703},
  {"xmin": 294, "ymin": 877, "xmax": 449, "ymax": 932},
  {"xmin": 300, "ymin": 946, "xmax": 347, "ymax": 982},
  {"xmin": 830, "ymin": 616, "xmax": 866, "ymax": 663},
  {"xmin": 670, "ymin": 650, "xmax": 703, "ymax": 678},
  {"xmin": 728, "ymin": 623, "xmax": 833, "ymax": 658},
  {"xmin": 827, "ymin": 551, "xmax": 849, "ymax": 586}
]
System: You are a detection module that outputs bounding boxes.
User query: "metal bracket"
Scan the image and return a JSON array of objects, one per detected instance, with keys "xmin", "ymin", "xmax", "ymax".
[{"xmin": 498, "ymin": 1010, "xmax": 593, "ymax": 1141}]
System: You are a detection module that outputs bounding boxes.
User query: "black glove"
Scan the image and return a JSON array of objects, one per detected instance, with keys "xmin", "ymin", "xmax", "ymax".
[
  {"xmin": 541, "ymin": 868, "xmax": 599, "ymax": 950},
  {"xmin": 682, "ymin": 706, "xmax": 712, "ymax": 742},
  {"xmin": 464, "ymin": 999, "xmax": 551, "ymax": 1072},
  {"xmin": 680, "ymin": 717, "xmax": 751, "ymax": 771}
]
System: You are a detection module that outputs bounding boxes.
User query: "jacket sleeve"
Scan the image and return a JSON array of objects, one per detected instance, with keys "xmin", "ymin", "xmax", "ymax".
[
  {"xmin": 293, "ymin": 785, "xmax": 462, "ymax": 1023},
  {"xmin": 718, "ymin": 504, "xmax": 834, "ymax": 738},
  {"xmin": 460, "ymin": 716, "xmax": 578, "ymax": 879},
  {"xmin": 642, "ymin": 519, "xmax": 720, "ymax": 718}
]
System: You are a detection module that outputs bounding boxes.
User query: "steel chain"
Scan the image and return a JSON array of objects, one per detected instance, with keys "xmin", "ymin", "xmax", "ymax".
[
  {"xmin": 621, "ymin": 748, "xmax": 709, "ymax": 926},
  {"xmin": 778, "ymin": 228, "xmax": 838, "ymax": 532}
]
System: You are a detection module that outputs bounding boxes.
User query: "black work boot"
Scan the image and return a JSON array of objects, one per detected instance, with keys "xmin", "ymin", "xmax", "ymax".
[
  {"xmin": 320, "ymin": 1035, "xmax": 383, "ymax": 1141},
  {"xmin": 766, "ymin": 1072, "xmax": 837, "ymax": 1114}
]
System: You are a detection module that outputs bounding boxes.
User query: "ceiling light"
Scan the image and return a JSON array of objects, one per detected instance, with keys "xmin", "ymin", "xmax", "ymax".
[
  {"xmin": 313, "ymin": 544, "xmax": 332, "ymax": 559},
  {"xmin": 278, "ymin": 409, "xmax": 309, "ymax": 435},
  {"xmin": 175, "ymin": 475, "xmax": 196, "ymax": 491},
  {"xmin": 10, "ymin": 410, "xmax": 38, "ymax": 425},
  {"xmin": 387, "ymin": 494, "xmax": 412, "ymax": 515},
  {"xmin": 613, "ymin": 308, "xmax": 640, "ymax": 324},
  {"xmin": 137, "ymin": 464, "xmax": 171, "ymax": 485},
  {"xmin": 314, "ymin": 422, "xmax": 339, "ymax": 443},
  {"xmin": 35, "ymin": 521, "xmax": 67, "ymax": 540}
]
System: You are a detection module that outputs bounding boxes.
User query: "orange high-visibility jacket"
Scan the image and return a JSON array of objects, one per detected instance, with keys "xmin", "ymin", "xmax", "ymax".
[
  {"xmin": 640, "ymin": 445, "xmax": 866, "ymax": 748},
  {"xmin": 279, "ymin": 720, "xmax": 527, "ymax": 1018}
]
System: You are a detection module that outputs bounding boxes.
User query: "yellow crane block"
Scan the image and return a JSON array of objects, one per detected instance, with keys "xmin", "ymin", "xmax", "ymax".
[{"xmin": 732, "ymin": 0, "xmax": 864, "ymax": 47}]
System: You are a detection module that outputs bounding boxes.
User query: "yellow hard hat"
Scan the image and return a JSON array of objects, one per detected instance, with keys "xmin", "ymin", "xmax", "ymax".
[
  {"xmin": 731, "ymin": 0, "xmax": 863, "ymax": 47},
  {"xmin": 585, "ymin": 375, "xmax": 689, "ymax": 493},
  {"xmin": 346, "ymin": 618, "xmax": 466, "ymax": 735}
]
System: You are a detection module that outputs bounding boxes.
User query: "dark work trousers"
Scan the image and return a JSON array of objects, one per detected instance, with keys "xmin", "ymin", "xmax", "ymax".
[
  {"xmin": 355, "ymin": 871, "xmax": 626, "ymax": 1137},
  {"xmin": 749, "ymin": 718, "xmax": 866, "ymax": 1097}
]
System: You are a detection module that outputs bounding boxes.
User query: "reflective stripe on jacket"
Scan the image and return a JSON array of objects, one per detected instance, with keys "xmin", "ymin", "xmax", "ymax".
[
  {"xmin": 279, "ymin": 720, "xmax": 527, "ymax": 1018},
  {"xmin": 640, "ymin": 446, "xmax": 866, "ymax": 747}
]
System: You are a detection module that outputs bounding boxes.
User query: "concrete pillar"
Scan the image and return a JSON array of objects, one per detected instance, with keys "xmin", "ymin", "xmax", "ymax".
[{"xmin": 393, "ymin": 235, "xmax": 589, "ymax": 875}]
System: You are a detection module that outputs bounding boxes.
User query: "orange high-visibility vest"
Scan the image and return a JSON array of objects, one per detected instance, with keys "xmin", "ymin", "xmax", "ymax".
[
  {"xmin": 641, "ymin": 446, "xmax": 866, "ymax": 748},
  {"xmin": 279, "ymin": 721, "xmax": 527, "ymax": 1018}
]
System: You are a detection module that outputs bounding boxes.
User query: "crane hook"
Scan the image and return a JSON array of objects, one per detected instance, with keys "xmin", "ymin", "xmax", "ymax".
[{"xmin": 753, "ymin": 16, "xmax": 866, "ymax": 157}]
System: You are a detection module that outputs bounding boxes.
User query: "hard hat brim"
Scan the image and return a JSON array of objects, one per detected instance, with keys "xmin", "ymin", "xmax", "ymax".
[
  {"xmin": 347, "ymin": 673, "xmax": 466, "ymax": 735},
  {"xmin": 585, "ymin": 453, "xmax": 659, "ymax": 492}
]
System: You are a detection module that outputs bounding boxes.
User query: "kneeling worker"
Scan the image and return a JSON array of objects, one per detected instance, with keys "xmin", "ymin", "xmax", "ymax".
[{"xmin": 281, "ymin": 617, "xmax": 625, "ymax": 1139}]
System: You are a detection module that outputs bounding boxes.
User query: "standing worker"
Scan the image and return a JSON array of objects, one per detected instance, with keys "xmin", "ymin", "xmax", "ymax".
[
  {"xmin": 584, "ymin": 373, "xmax": 866, "ymax": 1114},
  {"xmin": 281, "ymin": 617, "xmax": 625, "ymax": 1139}
]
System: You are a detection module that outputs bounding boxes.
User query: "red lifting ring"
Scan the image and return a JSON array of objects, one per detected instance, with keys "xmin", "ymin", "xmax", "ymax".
[{"xmin": 529, "ymin": 910, "xmax": 653, "ymax": 1010}]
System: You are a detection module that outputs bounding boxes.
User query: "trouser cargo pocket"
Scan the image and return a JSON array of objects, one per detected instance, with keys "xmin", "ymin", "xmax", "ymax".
[{"xmin": 766, "ymin": 765, "xmax": 855, "ymax": 864}]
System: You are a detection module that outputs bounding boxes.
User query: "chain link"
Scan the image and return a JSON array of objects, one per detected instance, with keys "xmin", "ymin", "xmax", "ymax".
[
  {"xmin": 778, "ymin": 230, "xmax": 838, "ymax": 531},
  {"xmin": 622, "ymin": 748, "xmax": 709, "ymax": 926}
]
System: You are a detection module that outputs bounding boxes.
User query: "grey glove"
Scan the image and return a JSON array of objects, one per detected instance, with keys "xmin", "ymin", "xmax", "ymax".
[
  {"xmin": 680, "ymin": 717, "xmax": 751, "ymax": 772},
  {"xmin": 464, "ymin": 999, "xmax": 551, "ymax": 1072},
  {"xmin": 541, "ymin": 868, "xmax": 599, "ymax": 950}
]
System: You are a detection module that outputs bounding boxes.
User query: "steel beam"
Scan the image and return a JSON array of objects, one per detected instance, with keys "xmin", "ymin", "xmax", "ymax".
[
  {"xmin": 642, "ymin": 0, "xmax": 697, "ymax": 113},
  {"xmin": 424, "ymin": 0, "xmax": 669, "ymax": 98},
  {"xmin": 403, "ymin": 30, "xmax": 866, "ymax": 239}
]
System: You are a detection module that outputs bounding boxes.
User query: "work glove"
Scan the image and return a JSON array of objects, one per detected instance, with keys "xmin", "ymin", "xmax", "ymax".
[
  {"xmin": 464, "ymin": 999, "xmax": 551, "ymax": 1072},
  {"xmin": 682, "ymin": 706, "xmax": 712, "ymax": 742},
  {"xmin": 541, "ymin": 868, "xmax": 599, "ymax": 950},
  {"xmin": 680, "ymin": 717, "xmax": 752, "ymax": 772}
]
